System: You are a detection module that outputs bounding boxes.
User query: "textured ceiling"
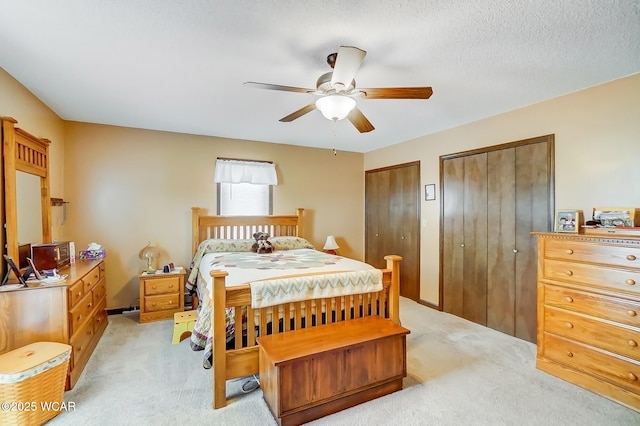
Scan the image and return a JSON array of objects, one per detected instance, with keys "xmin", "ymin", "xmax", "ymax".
[{"xmin": 0, "ymin": 1, "xmax": 638, "ymax": 153}]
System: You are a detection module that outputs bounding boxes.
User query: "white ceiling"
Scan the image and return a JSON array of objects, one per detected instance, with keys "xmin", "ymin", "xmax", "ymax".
[{"xmin": 0, "ymin": 1, "xmax": 639, "ymax": 153}]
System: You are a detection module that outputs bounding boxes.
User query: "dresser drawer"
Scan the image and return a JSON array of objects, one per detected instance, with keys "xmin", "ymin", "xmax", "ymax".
[
  {"xmin": 544, "ymin": 239, "xmax": 640, "ymax": 269},
  {"xmin": 70, "ymin": 312, "xmax": 95, "ymax": 366},
  {"xmin": 544, "ymin": 307, "xmax": 640, "ymax": 360},
  {"xmin": 69, "ymin": 291, "xmax": 95, "ymax": 337},
  {"xmin": 144, "ymin": 276, "xmax": 181, "ymax": 296},
  {"xmin": 144, "ymin": 293, "xmax": 180, "ymax": 312},
  {"xmin": 93, "ymin": 298, "xmax": 108, "ymax": 334},
  {"xmin": 542, "ymin": 332, "xmax": 640, "ymax": 393},
  {"xmin": 83, "ymin": 265, "xmax": 102, "ymax": 293},
  {"xmin": 544, "ymin": 284, "xmax": 640, "ymax": 328},
  {"xmin": 92, "ymin": 278, "xmax": 107, "ymax": 304},
  {"xmin": 544, "ymin": 259, "xmax": 639, "ymax": 294},
  {"xmin": 68, "ymin": 279, "xmax": 85, "ymax": 307}
]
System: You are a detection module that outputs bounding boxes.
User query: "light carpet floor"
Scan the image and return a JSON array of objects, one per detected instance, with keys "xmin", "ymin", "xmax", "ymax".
[{"xmin": 49, "ymin": 298, "xmax": 639, "ymax": 425}]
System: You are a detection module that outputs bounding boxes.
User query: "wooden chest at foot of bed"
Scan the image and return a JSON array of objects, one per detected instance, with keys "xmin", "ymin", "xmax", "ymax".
[{"xmin": 257, "ymin": 316, "xmax": 410, "ymax": 426}]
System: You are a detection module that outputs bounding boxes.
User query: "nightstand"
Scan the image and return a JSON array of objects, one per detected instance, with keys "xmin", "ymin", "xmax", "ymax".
[{"xmin": 139, "ymin": 269, "xmax": 186, "ymax": 323}]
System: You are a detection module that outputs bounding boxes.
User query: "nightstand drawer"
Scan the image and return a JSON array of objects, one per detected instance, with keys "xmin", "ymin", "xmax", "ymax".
[
  {"xmin": 144, "ymin": 294, "xmax": 180, "ymax": 312},
  {"xmin": 144, "ymin": 276, "xmax": 181, "ymax": 295}
]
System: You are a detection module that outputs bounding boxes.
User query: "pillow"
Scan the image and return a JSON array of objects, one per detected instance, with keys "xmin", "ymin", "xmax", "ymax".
[
  {"xmin": 269, "ymin": 236, "xmax": 315, "ymax": 251},
  {"xmin": 199, "ymin": 239, "xmax": 255, "ymax": 253}
]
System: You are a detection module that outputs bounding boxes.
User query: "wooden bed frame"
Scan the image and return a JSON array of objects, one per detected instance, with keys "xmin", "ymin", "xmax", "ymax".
[{"xmin": 191, "ymin": 207, "xmax": 402, "ymax": 409}]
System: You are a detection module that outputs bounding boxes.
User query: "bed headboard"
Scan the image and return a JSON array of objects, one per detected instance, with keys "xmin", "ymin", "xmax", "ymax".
[{"xmin": 191, "ymin": 207, "xmax": 304, "ymax": 257}]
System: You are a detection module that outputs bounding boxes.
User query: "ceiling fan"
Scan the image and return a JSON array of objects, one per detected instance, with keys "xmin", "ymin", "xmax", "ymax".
[{"xmin": 244, "ymin": 46, "xmax": 433, "ymax": 133}]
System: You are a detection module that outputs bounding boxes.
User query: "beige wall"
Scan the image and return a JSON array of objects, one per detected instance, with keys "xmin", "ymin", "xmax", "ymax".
[
  {"xmin": 4, "ymin": 64, "xmax": 639, "ymax": 310},
  {"xmin": 0, "ymin": 68, "xmax": 66, "ymax": 250},
  {"xmin": 63, "ymin": 123, "xmax": 365, "ymax": 308},
  {"xmin": 365, "ymin": 72, "xmax": 640, "ymax": 306}
]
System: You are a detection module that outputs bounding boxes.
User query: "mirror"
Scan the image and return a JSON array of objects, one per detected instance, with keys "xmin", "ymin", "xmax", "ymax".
[
  {"xmin": 16, "ymin": 171, "xmax": 44, "ymax": 246},
  {"xmin": 1, "ymin": 117, "xmax": 51, "ymax": 274}
]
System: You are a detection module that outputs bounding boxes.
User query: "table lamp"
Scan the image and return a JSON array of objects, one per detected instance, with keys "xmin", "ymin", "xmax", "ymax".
[
  {"xmin": 138, "ymin": 242, "xmax": 160, "ymax": 272},
  {"xmin": 323, "ymin": 235, "xmax": 339, "ymax": 255}
]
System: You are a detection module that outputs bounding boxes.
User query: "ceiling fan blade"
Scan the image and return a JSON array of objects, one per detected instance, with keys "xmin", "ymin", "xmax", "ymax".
[
  {"xmin": 244, "ymin": 81, "xmax": 314, "ymax": 94},
  {"xmin": 279, "ymin": 103, "xmax": 317, "ymax": 122},
  {"xmin": 347, "ymin": 107, "xmax": 375, "ymax": 133},
  {"xmin": 331, "ymin": 46, "xmax": 366, "ymax": 92},
  {"xmin": 359, "ymin": 87, "xmax": 433, "ymax": 99}
]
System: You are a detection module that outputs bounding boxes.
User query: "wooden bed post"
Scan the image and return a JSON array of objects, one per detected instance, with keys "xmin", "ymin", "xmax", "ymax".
[
  {"xmin": 296, "ymin": 208, "xmax": 304, "ymax": 237},
  {"xmin": 384, "ymin": 255, "xmax": 402, "ymax": 324},
  {"xmin": 211, "ymin": 270, "xmax": 229, "ymax": 409},
  {"xmin": 191, "ymin": 207, "xmax": 201, "ymax": 257}
]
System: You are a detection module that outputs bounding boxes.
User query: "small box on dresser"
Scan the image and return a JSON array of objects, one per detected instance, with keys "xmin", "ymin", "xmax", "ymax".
[
  {"xmin": 139, "ymin": 269, "xmax": 186, "ymax": 323},
  {"xmin": 533, "ymin": 232, "xmax": 640, "ymax": 412}
]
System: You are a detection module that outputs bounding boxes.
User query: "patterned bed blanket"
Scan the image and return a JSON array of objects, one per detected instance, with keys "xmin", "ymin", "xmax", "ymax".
[{"xmin": 186, "ymin": 240, "xmax": 377, "ymax": 368}]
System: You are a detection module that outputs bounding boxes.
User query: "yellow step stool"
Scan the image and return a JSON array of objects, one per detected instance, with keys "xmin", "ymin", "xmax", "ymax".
[{"xmin": 172, "ymin": 310, "xmax": 198, "ymax": 344}]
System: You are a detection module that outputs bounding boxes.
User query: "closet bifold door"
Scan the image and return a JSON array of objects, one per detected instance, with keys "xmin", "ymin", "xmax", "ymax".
[{"xmin": 441, "ymin": 135, "xmax": 554, "ymax": 343}]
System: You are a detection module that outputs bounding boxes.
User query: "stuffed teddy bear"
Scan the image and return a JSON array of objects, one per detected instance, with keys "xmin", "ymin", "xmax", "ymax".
[{"xmin": 251, "ymin": 232, "xmax": 273, "ymax": 254}]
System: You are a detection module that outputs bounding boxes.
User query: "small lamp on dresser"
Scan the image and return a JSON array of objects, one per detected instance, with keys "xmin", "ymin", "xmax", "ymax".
[{"xmin": 323, "ymin": 235, "xmax": 339, "ymax": 255}]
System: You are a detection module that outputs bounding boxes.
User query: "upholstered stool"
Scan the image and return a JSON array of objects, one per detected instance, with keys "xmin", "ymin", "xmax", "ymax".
[{"xmin": 172, "ymin": 310, "xmax": 198, "ymax": 344}]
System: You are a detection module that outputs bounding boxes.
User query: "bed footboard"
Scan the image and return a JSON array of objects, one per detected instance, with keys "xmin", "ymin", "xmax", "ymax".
[{"xmin": 210, "ymin": 255, "xmax": 402, "ymax": 409}]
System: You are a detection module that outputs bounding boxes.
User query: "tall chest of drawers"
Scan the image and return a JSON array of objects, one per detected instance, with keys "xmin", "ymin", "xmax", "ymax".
[{"xmin": 534, "ymin": 232, "xmax": 640, "ymax": 411}]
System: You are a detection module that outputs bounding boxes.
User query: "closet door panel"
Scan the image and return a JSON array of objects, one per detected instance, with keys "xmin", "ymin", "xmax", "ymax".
[
  {"xmin": 399, "ymin": 164, "xmax": 420, "ymax": 300},
  {"xmin": 365, "ymin": 170, "xmax": 388, "ymax": 269},
  {"xmin": 514, "ymin": 142, "xmax": 549, "ymax": 342},
  {"xmin": 462, "ymin": 153, "xmax": 488, "ymax": 324},
  {"xmin": 442, "ymin": 157, "xmax": 465, "ymax": 316},
  {"xmin": 487, "ymin": 148, "xmax": 516, "ymax": 335}
]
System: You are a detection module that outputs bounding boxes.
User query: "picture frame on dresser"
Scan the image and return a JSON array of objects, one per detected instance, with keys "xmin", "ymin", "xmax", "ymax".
[{"xmin": 554, "ymin": 209, "xmax": 582, "ymax": 233}]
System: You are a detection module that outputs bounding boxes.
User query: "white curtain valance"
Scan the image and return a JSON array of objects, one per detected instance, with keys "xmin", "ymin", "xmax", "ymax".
[{"xmin": 214, "ymin": 159, "xmax": 278, "ymax": 185}]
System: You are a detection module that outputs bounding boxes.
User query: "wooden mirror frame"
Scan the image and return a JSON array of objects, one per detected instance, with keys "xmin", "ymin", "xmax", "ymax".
[{"xmin": 1, "ymin": 117, "xmax": 52, "ymax": 273}]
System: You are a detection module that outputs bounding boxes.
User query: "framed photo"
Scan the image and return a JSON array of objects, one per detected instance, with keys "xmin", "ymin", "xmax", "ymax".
[
  {"xmin": 425, "ymin": 184, "xmax": 436, "ymax": 201},
  {"xmin": 2, "ymin": 254, "xmax": 27, "ymax": 286},
  {"xmin": 555, "ymin": 209, "xmax": 582, "ymax": 233}
]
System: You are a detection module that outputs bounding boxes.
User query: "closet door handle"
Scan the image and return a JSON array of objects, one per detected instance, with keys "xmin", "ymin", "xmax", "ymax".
[
  {"xmin": 460, "ymin": 244, "xmax": 465, "ymax": 247},
  {"xmin": 513, "ymin": 249, "xmax": 519, "ymax": 253}
]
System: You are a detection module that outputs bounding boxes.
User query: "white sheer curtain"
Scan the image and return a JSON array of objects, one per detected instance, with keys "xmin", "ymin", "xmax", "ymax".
[
  {"xmin": 213, "ymin": 159, "xmax": 278, "ymax": 185},
  {"xmin": 214, "ymin": 159, "xmax": 276, "ymax": 216}
]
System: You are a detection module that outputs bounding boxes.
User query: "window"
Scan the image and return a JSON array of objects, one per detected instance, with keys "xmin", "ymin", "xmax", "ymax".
[
  {"xmin": 214, "ymin": 159, "xmax": 277, "ymax": 216},
  {"xmin": 217, "ymin": 182, "xmax": 272, "ymax": 215}
]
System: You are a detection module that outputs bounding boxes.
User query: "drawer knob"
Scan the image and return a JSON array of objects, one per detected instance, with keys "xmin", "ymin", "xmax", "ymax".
[
  {"xmin": 566, "ymin": 351, "xmax": 573, "ymax": 357},
  {"xmin": 168, "ymin": 301, "xmax": 173, "ymax": 304},
  {"xmin": 169, "ymin": 284, "xmax": 174, "ymax": 288},
  {"xmin": 627, "ymin": 255, "xmax": 637, "ymax": 261},
  {"xmin": 565, "ymin": 249, "xmax": 574, "ymax": 255},
  {"xmin": 628, "ymin": 310, "xmax": 638, "ymax": 317},
  {"xmin": 152, "ymin": 285, "xmax": 157, "ymax": 290},
  {"xmin": 625, "ymin": 279, "xmax": 636, "ymax": 286},
  {"xmin": 565, "ymin": 296, "xmax": 573, "ymax": 303},
  {"xmin": 566, "ymin": 322, "xmax": 573, "ymax": 329},
  {"xmin": 565, "ymin": 270, "xmax": 573, "ymax": 276},
  {"xmin": 629, "ymin": 340, "xmax": 638, "ymax": 347},
  {"xmin": 629, "ymin": 373, "xmax": 638, "ymax": 381}
]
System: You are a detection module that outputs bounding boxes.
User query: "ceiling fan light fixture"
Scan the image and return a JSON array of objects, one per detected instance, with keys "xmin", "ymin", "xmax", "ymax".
[{"xmin": 315, "ymin": 95, "xmax": 356, "ymax": 121}]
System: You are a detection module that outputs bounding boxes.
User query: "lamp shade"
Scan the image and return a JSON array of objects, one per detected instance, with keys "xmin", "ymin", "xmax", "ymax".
[
  {"xmin": 315, "ymin": 95, "xmax": 356, "ymax": 121},
  {"xmin": 138, "ymin": 242, "xmax": 160, "ymax": 272},
  {"xmin": 323, "ymin": 235, "xmax": 339, "ymax": 251}
]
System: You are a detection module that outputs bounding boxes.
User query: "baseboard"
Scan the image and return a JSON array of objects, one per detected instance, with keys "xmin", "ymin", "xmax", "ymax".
[
  {"xmin": 417, "ymin": 299, "xmax": 440, "ymax": 310},
  {"xmin": 107, "ymin": 306, "xmax": 139, "ymax": 315}
]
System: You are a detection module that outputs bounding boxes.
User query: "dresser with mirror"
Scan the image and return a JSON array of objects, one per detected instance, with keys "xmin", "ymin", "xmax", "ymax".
[{"xmin": 0, "ymin": 117, "xmax": 108, "ymax": 389}]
